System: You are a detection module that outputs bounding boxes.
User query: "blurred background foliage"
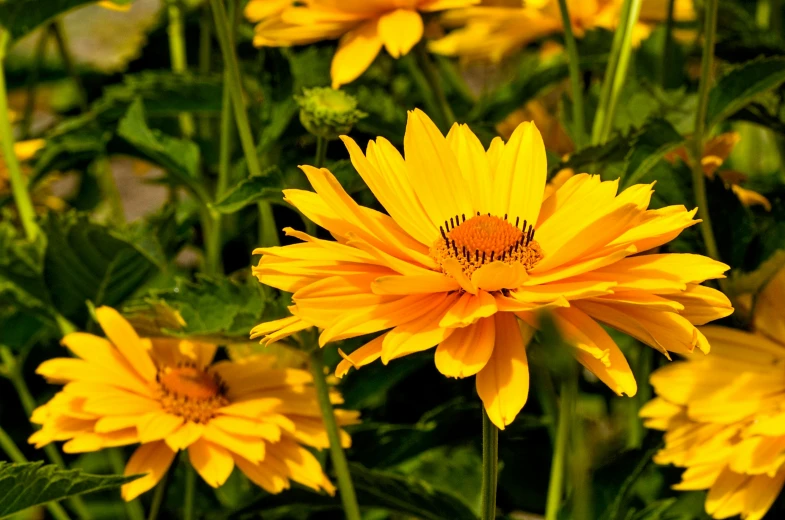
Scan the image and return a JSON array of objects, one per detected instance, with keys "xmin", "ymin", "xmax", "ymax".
[{"xmin": 2, "ymin": 0, "xmax": 785, "ymax": 519}]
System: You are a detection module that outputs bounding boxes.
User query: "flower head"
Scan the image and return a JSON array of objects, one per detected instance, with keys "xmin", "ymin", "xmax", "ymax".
[
  {"xmin": 30, "ymin": 307, "xmax": 357, "ymax": 500},
  {"xmin": 642, "ymin": 266, "xmax": 785, "ymax": 520},
  {"xmin": 296, "ymin": 87, "xmax": 367, "ymax": 140},
  {"xmin": 248, "ymin": 0, "xmax": 479, "ymax": 88},
  {"xmin": 251, "ymin": 109, "xmax": 732, "ymax": 430}
]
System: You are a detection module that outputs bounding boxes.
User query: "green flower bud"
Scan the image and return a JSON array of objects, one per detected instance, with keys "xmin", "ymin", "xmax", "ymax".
[{"xmin": 295, "ymin": 87, "xmax": 366, "ymax": 140}]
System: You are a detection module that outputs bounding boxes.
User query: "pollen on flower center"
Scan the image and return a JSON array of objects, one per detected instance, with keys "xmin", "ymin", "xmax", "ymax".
[
  {"xmin": 156, "ymin": 364, "xmax": 229, "ymax": 423},
  {"xmin": 431, "ymin": 213, "xmax": 543, "ymax": 278}
]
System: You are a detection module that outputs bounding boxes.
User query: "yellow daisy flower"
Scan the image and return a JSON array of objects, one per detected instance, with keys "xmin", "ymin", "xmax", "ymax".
[
  {"xmin": 248, "ymin": 0, "xmax": 479, "ymax": 88},
  {"xmin": 29, "ymin": 307, "xmax": 358, "ymax": 501},
  {"xmin": 641, "ymin": 266, "xmax": 785, "ymax": 520},
  {"xmin": 429, "ymin": 0, "xmax": 695, "ymax": 62},
  {"xmin": 250, "ymin": 109, "xmax": 732, "ymax": 430}
]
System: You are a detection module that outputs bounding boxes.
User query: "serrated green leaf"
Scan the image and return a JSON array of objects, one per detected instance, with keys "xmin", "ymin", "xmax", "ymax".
[
  {"xmin": 0, "ymin": 222, "xmax": 50, "ymax": 312},
  {"xmin": 622, "ymin": 119, "xmax": 684, "ymax": 187},
  {"xmin": 0, "ymin": 461, "xmax": 139, "ymax": 519},
  {"xmin": 123, "ymin": 276, "xmax": 275, "ymax": 342},
  {"xmin": 0, "ymin": 0, "xmax": 94, "ymax": 41},
  {"xmin": 211, "ymin": 168, "xmax": 284, "ymax": 214},
  {"xmin": 706, "ymin": 56, "xmax": 785, "ymax": 129}
]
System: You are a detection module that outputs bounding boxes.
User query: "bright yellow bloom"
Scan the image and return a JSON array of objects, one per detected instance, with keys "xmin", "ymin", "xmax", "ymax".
[
  {"xmin": 251, "ymin": 109, "xmax": 732, "ymax": 430},
  {"xmin": 666, "ymin": 132, "xmax": 772, "ymax": 211},
  {"xmin": 30, "ymin": 307, "xmax": 357, "ymax": 500},
  {"xmin": 429, "ymin": 0, "xmax": 695, "ymax": 62},
  {"xmin": 641, "ymin": 266, "xmax": 785, "ymax": 520},
  {"xmin": 248, "ymin": 0, "xmax": 479, "ymax": 88}
]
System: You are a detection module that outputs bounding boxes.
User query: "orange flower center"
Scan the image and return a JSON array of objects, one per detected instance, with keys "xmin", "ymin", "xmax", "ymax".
[
  {"xmin": 156, "ymin": 364, "xmax": 229, "ymax": 423},
  {"xmin": 431, "ymin": 213, "xmax": 543, "ymax": 278}
]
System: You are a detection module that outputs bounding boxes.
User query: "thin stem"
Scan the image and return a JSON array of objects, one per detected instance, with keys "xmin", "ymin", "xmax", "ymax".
[
  {"xmin": 166, "ymin": 0, "xmax": 196, "ymax": 138},
  {"xmin": 480, "ymin": 408, "xmax": 498, "ymax": 520},
  {"xmin": 308, "ymin": 348, "xmax": 361, "ymax": 520},
  {"xmin": 414, "ymin": 45, "xmax": 455, "ymax": 128},
  {"xmin": 0, "ymin": 425, "xmax": 72, "ymax": 520},
  {"xmin": 315, "ymin": 137, "xmax": 327, "ymax": 169},
  {"xmin": 0, "ymin": 29, "xmax": 39, "ymax": 240},
  {"xmin": 183, "ymin": 460, "xmax": 196, "ymax": 520},
  {"xmin": 93, "ymin": 156, "xmax": 125, "ymax": 225},
  {"xmin": 198, "ymin": 5, "xmax": 213, "ymax": 140},
  {"xmin": 20, "ymin": 27, "xmax": 49, "ymax": 139},
  {"xmin": 660, "ymin": 0, "xmax": 676, "ymax": 88},
  {"xmin": 557, "ymin": 0, "xmax": 586, "ymax": 148},
  {"xmin": 691, "ymin": 0, "xmax": 721, "ymax": 261},
  {"xmin": 146, "ymin": 467, "xmax": 170, "ymax": 520},
  {"xmin": 591, "ymin": 0, "xmax": 643, "ymax": 145},
  {"xmin": 545, "ymin": 379, "xmax": 574, "ymax": 520},
  {"xmin": 203, "ymin": 210, "xmax": 222, "ymax": 275},
  {"xmin": 49, "ymin": 22, "xmax": 88, "ymax": 113},
  {"xmin": 108, "ymin": 449, "xmax": 145, "ymax": 520},
  {"xmin": 435, "ymin": 55, "xmax": 475, "ymax": 105}
]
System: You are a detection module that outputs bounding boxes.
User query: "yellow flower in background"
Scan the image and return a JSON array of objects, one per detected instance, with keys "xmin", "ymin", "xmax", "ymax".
[
  {"xmin": 666, "ymin": 132, "xmax": 772, "ymax": 211},
  {"xmin": 497, "ymin": 100, "xmax": 574, "ymax": 157},
  {"xmin": 248, "ymin": 0, "xmax": 479, "ymax": 88},
  {"xmin": 251, "ymin": 109, "xmax": 732, "ymax": 430},
  {"xmin": 30, "ymin": 307, "xmax": 357, "ymax": 500},
  {"xmin": 98, "ymin": 0, "xmax": 132, "ymax": 11},
  {"xmin": 429, "ymin": 0, "xmax": 695, "ymax": 62},
  {"xmin": 0, "ymin": 138, "xmax": 65, "ymax": 212},
  {"xmin": 641, "ymin": 266, "xmax": 785, "ymax": 520}
]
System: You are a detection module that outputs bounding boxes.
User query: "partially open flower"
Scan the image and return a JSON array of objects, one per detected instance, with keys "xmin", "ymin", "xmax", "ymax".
[
  {"xmin": 30, "ymin": 307, "xmax": 358, "ymax": 500},
  {"xmin": 296, "ymin": 87, "xmax": 366, "ymax": 141}
]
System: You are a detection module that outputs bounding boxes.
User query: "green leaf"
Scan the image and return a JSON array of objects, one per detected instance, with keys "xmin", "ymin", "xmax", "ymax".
[
  {"xmin": 0, "ymin": 0, "xmax": 94, "ymax": 41},
  {"xmin": 43, "ymin": 211, "xmax": 164, "ymax": 325},
  {"xmin": 123, "ymin": 276, "xmax": 276, "ymax": 343},
  {"xmin": 622, "ymin": 119, "xmax": 684, "ymax": 188},
  {"xmin": 0, "ymin": 461, "xmax": 139, "ymax": 519},
  {"xmin": 706, "ymin": 56, "xmax": 785, "ymax": 129},
  {"xmin": 0, "ymin": 222, "xmax": 50, "ymax": 313},
  {"xmin": 211, "ymin": 168, "xmax": 284, "ymax": 214}
]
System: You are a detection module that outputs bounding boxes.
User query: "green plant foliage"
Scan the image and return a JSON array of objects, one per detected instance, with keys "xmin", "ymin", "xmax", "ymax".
[
  {"xmin": 0, "ymin": 0, "xmax": 94, "ymax": 40},
  {"xmin": 211, "ymin": 167, "xmax": 284, "ymax": 214},
  {"xmin": 0, "ymin": 462, "xmax": 139, "ymax": 518}
]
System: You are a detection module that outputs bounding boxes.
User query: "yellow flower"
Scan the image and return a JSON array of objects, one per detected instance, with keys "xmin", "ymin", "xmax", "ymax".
[
  {"xmin": 250, "ymin": 109, "xmax": 732, "ymax": 430},
  {"xmin": 248, "ymin": 0, "xmax": 479, "ymax": 88},
  {"xmin": 29, "ymin": 307, "xmax": 357, "ymax": 500},
  {"xmin": 98, "ymin": 0, "xmax": 132, "ymax": 11},
  {"xmin": 429, "ymin": 0, "xmax": 695, "ymax": 62},
  {"xmin": 641, "ymin": 266, "xmax": 785, "ymax": 520},
  {"xmin": 666, "ymin": 132, "xmax": 772, "ymax": 211},
  {"xmin": 497, "ymin": 100, "xmax": 574, "ymax": 157},
  {"xmin": 0, "ymin": 138, "xmax": 65, "ymax": 212}
]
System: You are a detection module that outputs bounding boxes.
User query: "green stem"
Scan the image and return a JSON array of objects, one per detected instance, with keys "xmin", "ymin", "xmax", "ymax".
[
  {"xmin": 146, "ymin": 467, "xmax": 170, "ymax": 520},
  {"xmin": 627, "ymin": 347, "xmax": 652, "ymax": 449},
  {"xmin": 545, "ymin": 379, "xmax": 574, "ymax": 520},
  {"xmin": 480, "ymin": 408, "xmax": 498, "ymax": 520},
  {"xmin": 198, "ymin": 5, "xmax": 213, "ymax": 140},
  {"xmin": 436, "ymin": 55, "xmax": 475, "ymax": 105},
  {"xmin": 660, "ymin": 0, "xmax": 676, "ymax": 88},
  {"xmin": 93, "ymin": 156, "xmax": 125, "ymax": 225},
  {"xmin": 308, "ymin": 348, "xmax": 361, "ymax": 520},
  {"xmin": 315, "ymin": 137, "xmax": 327, "ymax": 169},
  {"xmin": 414, "ymin": 45, "xmax": 455, "ymax": 128},
  {"xmin": 166, "ymin": 0, "xmax": 196, "ymax": 138},
  {"xmin": 0, "ymin": 425, "xmax": 72, "ymax": 520},
  {"xmin": 108, "ymin": 449, "xmax": 145, "ymax": 520},
  {"xmin": 49, "ymin": 21, "xmax": 88, "ymax": 113},
  {"xmin": 0, "ymin": 29, "xmax": 40, "ymax": 240},
  {"xmin": 591, "ymin": 0, "xmax": 643, "ymax": 145},
  {"xmin": 20, "ymin": 27, "xmax": 49, "ymax": 139},
  {"xmin": 557, "ymin": 0, "xmax": 586, "ymax": 148},
  {"xmin": 183, "ymin": 460, "xmax": 196, "ymax": 520},
  {"xmin": 691, "ymin": 0, "xmax": 721, "ymax": 262}
]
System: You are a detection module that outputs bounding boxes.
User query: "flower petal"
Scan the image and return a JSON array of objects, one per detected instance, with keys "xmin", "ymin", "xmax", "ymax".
[
  {"xmin": 336, "ymin": 333, "xmax": 386, "ymax": 378},
  {"xmin": 95, "ymin": 306, "xmax": 157, "ymax": 382},
  {"xmin": 331, "ymin": 19, "xmax": 382, "ymax": 88},
  {"xmin": 377, "ymin": 9, "xmax": 422, "ymax": 58},
  {"xmin": 121, "ymin": 441, "xmax": 176, "ymax": 501},
  {"xmin": 435, "ymin": 316, "xmax": 495, "ymax": 378},
  {"xmin": 492, "ymin": 122, "xmax": 546, "ymax": 226},
  {"xmin": 188, "ymin": 439, "xmax": 235, "ymax": 488}
]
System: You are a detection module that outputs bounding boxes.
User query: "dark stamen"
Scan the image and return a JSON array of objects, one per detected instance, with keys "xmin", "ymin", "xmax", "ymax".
[
  {"xmin": 450, "ymin": 217, "xmax": 455, "ymax": 229},
  {"xmin": 440, "ymin": 227, "xmax": 447, "ymax": 240},
  {"xmin": 461, "ymin": 213, "xmax": 466, "ymax": 222},
  {"xmin": 515, "ymin": 216, "xmax": 520, "ymax": 227},
  {"xmin": 522, "ymin": 220, "xmax": 527, "ymax": 233},
  {"xmin": 490, "ymin": 251, "xmax": 495, "ymax": 261},
  {"xmin": 475, "ymin": 249, "xmax": 479, "ymax": 261},
  {"xmin": 482, "ymin": 251, "xmax": 486, "ymax": 262},
  {"xmin": 504, "ymin": 213, "xmax": 508, "ymax": 221}
]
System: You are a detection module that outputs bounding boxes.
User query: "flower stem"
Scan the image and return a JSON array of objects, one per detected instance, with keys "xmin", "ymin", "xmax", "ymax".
[
  {"xmin": 591, "ymin": 0, "xmax": 643, "ymax": 145},
  {"xmin": 108, "ymin": 448, "xmax": 145, "ymax": 520},
  {"xmin": 183, "ymin": 461, "xmax": 196, "ymax": 520},
  {"xmin": 480, "ymin": 408, "xmax": 498, "ymax": 520},
  {"xmin": 660, "ymin": 0, "xmax": 676, "ymax": 88},
  {"xmin": 0, "ymin": 425, "xmax": 72, "ymax": 520},
  {"xmin": 545, "ymin": 379, "xmax": 574, "ymax": 520},
  {"xmin": 20, "ymin": 26, "xmax": 49, "ymax": 139},
  {"xmin": 146, "ymin": 467, "xmax": 170, "ymax": 520},
  {"xmin": 166, "ymin": 0, "xmax": 196, "ymax": 138},
  {"xmin": 198, "ymin": 5, "xmax": 213, "ymax": 140},
  {"xmin": 209, "ymin": 0, "xmax": 278, "ymax": 247},
  {"xmin": 414, "ymin": 45, "xmax": 455, "ymax": 128},
  {"xmin": 93, "ymin": 156, "xmax": 125, "ymax": 225},
  {"xmin": 308, "ymin": 348, "xmax": 361, "ymax": 520},
  {"xmin": 690, "ymin": 0, "xmax": 721, "ymax": 262},
  {"xmin": 49, "ymin": 21, "xmax": 88, "ymax": 113},
  {"xmin": 557, "ymin": 0, "xmax": 586, "ymax": 148},
  {"xmin": 0, "ymin": 29, "xmax": 40, "ymax": 240},
  {"xmin": 315, "ymin": 137, "xmax": 327, "ymax": 169}
]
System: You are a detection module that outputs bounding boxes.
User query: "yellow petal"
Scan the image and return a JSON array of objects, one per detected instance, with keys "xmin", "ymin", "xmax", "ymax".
[
  {"xmin": 136, "ymin": 413, "xmax": 184, "ymax": 443},
  {"xmin": 188, "ymin": 439, "xmax": 235, "ymax": 488},
  {"xmin": 165, "ymin": 422, "xmax": 205, "ymax": 451},
  {"xmin": 435, "ymin": 316, "xmax": 495, "ymax": 378},
  {"xmin": 470, "ymin": 261, "xmax": 528, "ymax": 292},
  {"xmin": 331, "ymin": 19, "xmax": 382, "ymax": 88},
  {"xmin": 336, "ymin": 333, "xmax": 386, "ymax": 378},
  {"xmin": 439, "ymin": 290, "xmax": 497, "ymax": 328},
  {"xmin": 233, "ymin": 453, "xmax": 291, "ymax": 494},
  {"xmin": 445, "ymin": 123, "xmax": 493, "ymax": 212},
  {"xmin": 121, "ymin": 441, "xmax": 177, "ymax": 501},
  {"xmin": 202, "ymin": 423, "xmax": 266, "ymax": 464},
  {"xmin": 381, "ymin": 293, "xmax": 459, "ymax": 363},
  {"xmin": 371, "ymin": 273, "xmax": 459, "ymax": 294},
  {"xmin": 94, "ymin": 306, "xmax": 157, "ymax": 382},
  {"xmin": 476, "ymin": 313, "xmax": 531, "ymax": 430},
  {"xmin": 754, "ymin": 265, "xmax": 785, "ymax": 344},
  {"xmin": 377, "ymin": 9, "xmax": 422, "ymax": 58}
]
